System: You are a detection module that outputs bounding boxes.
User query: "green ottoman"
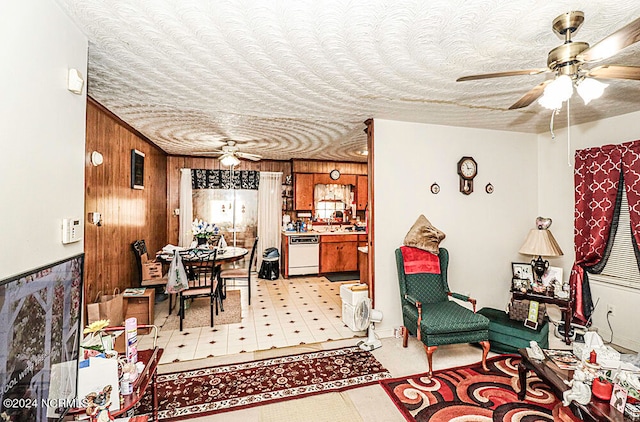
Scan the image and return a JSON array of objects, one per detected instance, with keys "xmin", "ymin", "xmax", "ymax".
[{"xmin": 477, "ymin": 307, "xmax": 549, "ymax": 354}]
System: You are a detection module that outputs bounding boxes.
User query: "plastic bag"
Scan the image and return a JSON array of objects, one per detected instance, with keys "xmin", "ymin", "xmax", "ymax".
[{"xmin": 166, "ymin": 253, "xmax": 189, "ymax": 293}]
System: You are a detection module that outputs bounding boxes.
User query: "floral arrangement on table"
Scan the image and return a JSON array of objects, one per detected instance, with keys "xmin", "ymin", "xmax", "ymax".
[
  {"xmin": 191, "ymin": 219, "xmax": 219, "ymax": 239},
  {"xmin": 81, "ymin": 319, "xmax": 110, "ymax": 356}
]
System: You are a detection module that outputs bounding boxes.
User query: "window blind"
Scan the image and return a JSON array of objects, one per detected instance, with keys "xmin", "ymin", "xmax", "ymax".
[{"xmin": 596, "ymin": 190, "xmax": 640, "ymax": 289}]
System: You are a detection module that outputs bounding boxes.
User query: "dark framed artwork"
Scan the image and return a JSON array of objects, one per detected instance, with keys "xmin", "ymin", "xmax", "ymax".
[
  {"xmin": 131, "ymin": 149, "xmax": 145, "ymax": 189},
  {"xmin": 0, "ymin": 254, "xmax": 84, "ymax": 421}
]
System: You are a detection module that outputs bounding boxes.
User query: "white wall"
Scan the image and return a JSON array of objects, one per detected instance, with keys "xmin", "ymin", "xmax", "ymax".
[
  {"xmin": 373, "ymin": 119, "xmax": 538, "ymax": 336},
  {"xmin": 539, "ymin": 111, "xmax": 640, "ymax": 351},
  {"xmin": 0, "ymin": 1, "xmax": 87, "ymax": 279}
]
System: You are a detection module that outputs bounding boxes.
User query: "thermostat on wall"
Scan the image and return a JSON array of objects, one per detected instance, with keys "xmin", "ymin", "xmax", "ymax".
[{"xmin": 62, "ymin": 218, "xmax": 83, "ymax": 244}]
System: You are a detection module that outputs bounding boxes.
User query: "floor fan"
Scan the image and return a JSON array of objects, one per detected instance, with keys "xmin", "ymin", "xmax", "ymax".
[{"xmin": 353, "ymin": 298, "xmax": 383, "ymax": 351}]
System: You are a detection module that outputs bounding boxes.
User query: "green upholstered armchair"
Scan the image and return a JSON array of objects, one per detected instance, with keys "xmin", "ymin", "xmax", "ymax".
[{"xmin": 396, "ymin": 247, "xmax": 490, "ymax": 377}]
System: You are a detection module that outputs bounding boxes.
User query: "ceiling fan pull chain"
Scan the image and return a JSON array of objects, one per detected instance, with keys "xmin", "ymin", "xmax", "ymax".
[
  {"xmin": 549, "ymin": 109, "xmax": 557, "ymax": 140},
  {"xmin": 567, "ymin": 98, "xmax": 572, "ymax": 167}
]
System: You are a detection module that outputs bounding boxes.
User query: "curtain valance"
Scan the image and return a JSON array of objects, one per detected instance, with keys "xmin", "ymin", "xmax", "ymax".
[{"xmin": 192, "ymin": 169, "xmax": 260, "ymax": 190}]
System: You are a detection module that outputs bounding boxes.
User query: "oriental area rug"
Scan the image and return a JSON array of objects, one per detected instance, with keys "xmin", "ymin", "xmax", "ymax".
[
  {"xmin": 380, "ymin": 355, "xmax": 560, "ymax": 422},
  {"xmin": 136, "ymin": 346, "xmax": 390, "ymax": 421}
]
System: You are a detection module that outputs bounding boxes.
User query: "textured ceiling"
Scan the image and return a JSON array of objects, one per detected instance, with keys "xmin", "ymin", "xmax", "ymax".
[{"xmin": 55, "ymin": 0, "xmax": 640, "ymax": 162}]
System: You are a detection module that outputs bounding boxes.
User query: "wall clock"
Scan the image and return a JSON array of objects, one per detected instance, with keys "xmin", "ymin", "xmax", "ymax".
[
  {"xmin": 330, "ymin": 169, "xmax": 341, "ymax": 180},
  {"xmin": 457, "ymin": 156, "xmax": 477, "ymax": 195}
]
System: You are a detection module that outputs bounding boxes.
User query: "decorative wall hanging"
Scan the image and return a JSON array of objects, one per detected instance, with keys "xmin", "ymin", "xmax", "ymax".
[
  {"xmin": 131, "ymin": 149, "xmax": 145, "ymax": 189},
  {"xmin": 191, "ymin": 169, "xmax": 260, "ymax": 190}
]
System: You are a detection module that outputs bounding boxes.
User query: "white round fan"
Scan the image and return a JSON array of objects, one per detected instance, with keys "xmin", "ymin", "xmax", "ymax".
[
  {"xmin": 353, "ymin": 298, "xmax": 383, "ymax": 351},
  {"xmin": 200, "ymin": 140, "xmax": 262, "ymax": 164}
]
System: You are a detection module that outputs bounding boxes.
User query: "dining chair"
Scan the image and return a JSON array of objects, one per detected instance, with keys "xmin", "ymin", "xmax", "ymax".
[
  {"xmin": 132, "ymin": 239, "xmax": 169, "ymax": 305},
  {"xmin": 178, "ymin": 248, "xmax": 220, "ymax": 331},
  {"xmin": 219, "ymin": 237, "xmax": 259, "ymax": 305}
]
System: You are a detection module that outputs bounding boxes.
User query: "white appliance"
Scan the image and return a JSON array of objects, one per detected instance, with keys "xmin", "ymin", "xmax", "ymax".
[
  {"xmin": 353, "ymin": 298, "xmax": 383, "ymax": 351},
  {"xmin": 340, "ymin": 283, "xmax": 369, "ymax": 331},
  {"xmin": 288, "ymin": 235, "xmax": 319, "ymax": 275}
]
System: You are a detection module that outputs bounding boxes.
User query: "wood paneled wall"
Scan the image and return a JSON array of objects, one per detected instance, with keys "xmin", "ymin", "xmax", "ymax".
[
  {"xmin": 292, "ymin": 160, "xmax": 367, "ymax": 175},
  {"xmin": 166, "ymin": 157, "xmax": 292, "ymax": 245},
  {"xmin": 85, "ymin": 99, "xmax": 168, "ymax": 304}
]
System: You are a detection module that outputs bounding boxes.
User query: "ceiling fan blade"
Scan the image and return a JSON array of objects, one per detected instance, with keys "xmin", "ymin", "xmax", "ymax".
[
  {"xmin": 578, "ymin": 16, "xmax": 640, "ymax": 63},
  {"xmin": 587, "ymin": 65, "xmax": 640, "ymax": 80},
  {"xmin": 199, "ymin": 150, "xmax": 224, "ymax": 155},
  {"xmin": 509, "ymin": 80, "xmax": 552, "ymax": 110},
  {"xmin": 236, "ymin": 152, "xmax": 262, "ymax": 161},
  {"xmin": 456, "ymin": 69, "xmax": 549, "ymax": 82}
]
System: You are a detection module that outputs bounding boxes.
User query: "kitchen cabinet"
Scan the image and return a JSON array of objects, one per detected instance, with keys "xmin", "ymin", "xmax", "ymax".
[
  {"xmin": 320, "ymin": 235, "xmax": 358, "ymax": 273},
  {"xmin": 281, "ymin": 233, "xmax": 289, "ymax": 278},
  {"xmin": 314, "ymin": 173, "xmax": 356, "ymax": 186},
  {"xmin": 356, "ymin": 175, "xmax": 368, "ymax": 210},
  {"xmin": 294, "ymin": 173, "xmax": 314, "ymax": 210}
]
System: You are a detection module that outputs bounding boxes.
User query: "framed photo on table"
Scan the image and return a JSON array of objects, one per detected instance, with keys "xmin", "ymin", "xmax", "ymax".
[
  {"xmin": 542, "ymin": 266, "xmax": 563, "ymax": 286},
  {"xmin": 512, "ymin": 262, "xmax": 534, "ymax": 288}
]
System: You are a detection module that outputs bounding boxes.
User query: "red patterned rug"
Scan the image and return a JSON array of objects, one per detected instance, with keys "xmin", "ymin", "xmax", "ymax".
[
  {"xmin": 137, "ymin": 346, "xmax": 390, "ymax": 420},
  {"xmin": 380, "ymin": 355, "xmax": 560, "ymax": 421}
]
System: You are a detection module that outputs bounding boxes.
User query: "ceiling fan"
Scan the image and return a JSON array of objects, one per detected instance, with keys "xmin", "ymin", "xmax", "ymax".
[
  {"xmin": 457, "ymin": 11, "xmax": 640, "ymax": 110},
  {"xmin": 201, "ymin": 140, "xmax": 262, "ymax": 165}
]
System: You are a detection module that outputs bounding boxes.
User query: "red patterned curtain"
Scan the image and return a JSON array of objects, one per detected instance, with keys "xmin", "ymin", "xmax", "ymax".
[
  {"xmin": 571, "ymin": 140, "xmax": 640, "ymax": 325},
  {"xmin": 571, "ymin": 144, "xmax": 622, "ymax": 325},
  {"xmin": 622, "ymin": 142, "xmax": 640, "ymax": 252}
]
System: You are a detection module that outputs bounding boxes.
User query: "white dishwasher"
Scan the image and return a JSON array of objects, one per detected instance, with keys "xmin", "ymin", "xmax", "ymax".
[{"xmin": 288, "ymin": 235, "xmax": 320, "ymax": 275}]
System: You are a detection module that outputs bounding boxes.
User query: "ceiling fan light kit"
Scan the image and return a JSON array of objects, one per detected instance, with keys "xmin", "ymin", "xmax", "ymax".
[
  {"xmin": 220, "ymin": 154, "xmax": 241, "ymax": 167},
  {"xmin": 457, "ymin": 10, "xmax": 640, "ymax": 111}
]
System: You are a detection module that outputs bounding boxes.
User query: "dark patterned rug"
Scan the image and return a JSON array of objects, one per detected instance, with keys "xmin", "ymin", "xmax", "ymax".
[
  {"xmin": 380, "ymin": 355, "xmax": 560, "ymax": 421},
  {"xmin": 137, "ymin": 346, "xmax": 390, "ymax": 420}
]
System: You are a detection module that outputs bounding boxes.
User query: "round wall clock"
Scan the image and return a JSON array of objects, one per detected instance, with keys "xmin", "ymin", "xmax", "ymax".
[{"xmin": 330, "ymin": 169, "xmax": 341, "ymax": 180}]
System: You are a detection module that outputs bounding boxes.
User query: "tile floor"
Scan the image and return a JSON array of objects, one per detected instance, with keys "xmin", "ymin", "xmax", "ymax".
[{"xmin": 138, "ymin": 276, "xmax": 364, "ymax": 364}]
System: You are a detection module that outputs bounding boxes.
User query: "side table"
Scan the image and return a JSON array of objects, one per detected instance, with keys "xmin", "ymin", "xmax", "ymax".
[{"xmin": 512, "ymin": 291, "xmax": 573, "ymax": 344}]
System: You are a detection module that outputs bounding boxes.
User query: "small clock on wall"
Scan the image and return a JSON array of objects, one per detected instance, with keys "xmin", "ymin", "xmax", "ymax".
[
  {"xmin": 457, "ymin": 156, "xmax": 477, "ymax": 195},
  {"xmin": 330, "ymin": 169, "xmax": 341, "ymax": 180}
]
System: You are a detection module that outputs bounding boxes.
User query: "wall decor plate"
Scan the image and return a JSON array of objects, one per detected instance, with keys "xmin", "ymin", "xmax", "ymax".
[
  {"xmin": 430, "ymin": 183, "xmax": 440, "ymax": 194},
  {"xmin": 485, "ymin": 183, "xmax": 494, "ymax": 194}
]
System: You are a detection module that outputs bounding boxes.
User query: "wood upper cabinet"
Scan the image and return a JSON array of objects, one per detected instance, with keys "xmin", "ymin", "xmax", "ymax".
[
  {"xmin": 356, "ymin": 175, "xmax": 368, "ymax": 210},
  {"xmin": 320, "ymin": 235, "xmax": 358, "ymax": 273},
  {"xmin": 294, "ymin": 173, "xmax": 314, "ymax": 210}
]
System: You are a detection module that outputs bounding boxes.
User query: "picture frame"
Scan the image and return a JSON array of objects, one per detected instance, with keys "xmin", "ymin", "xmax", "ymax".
[
  {"xmin": 542, "ymin": 266, "xmax": 563, "ymax": 287},
  {"xmin": 131, "ymin": 149, "xmax": 145, "ymax": 189},
  {"xmin": 512, "ymin": 277, "xmax": 528, "ymax": 292},
  {"xmin": 0, "ymin": 254, "xmax": 84, "ymax": 421},
  {"xmin": 512, "ymin": 262, "xmax": 534, "ymax": 285}
]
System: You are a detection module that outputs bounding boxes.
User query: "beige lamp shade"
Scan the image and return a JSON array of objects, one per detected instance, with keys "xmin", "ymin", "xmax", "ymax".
[{"xmin": 518, "ymin": 229, "xmax": 564, "ymax": 257}]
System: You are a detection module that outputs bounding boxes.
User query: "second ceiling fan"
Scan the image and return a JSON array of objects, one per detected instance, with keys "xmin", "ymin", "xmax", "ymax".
[
  {"xmin": 457, "ymin": 11, "xmax": 640, "ymax": 110},
  {"xmin": 202, "ymin": 140, "xmax": 262, "ymax": 166}
]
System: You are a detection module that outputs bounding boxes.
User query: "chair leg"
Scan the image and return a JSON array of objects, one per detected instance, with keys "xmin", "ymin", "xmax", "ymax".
[
  {"xmin": 480, "ymin": 341, "xmax": 490, "ymax": 372},
  {"xmin": 402, "ymin": 326, "xmax": 409, "ymax": 348},
  {"xmin": 210, "ymin": 296, "xmax": 214, "ymax": 327},
  {"xmin": 179, "ymin": 295, "xmax": 184, "ymax": 332},
  {"xmin": 424, "ymin": 345, "xmax": 437, "ymax": 378}
]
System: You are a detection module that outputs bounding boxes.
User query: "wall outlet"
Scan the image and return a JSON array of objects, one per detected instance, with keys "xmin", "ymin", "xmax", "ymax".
[{"xmin": 607, "ymin": 304, "xmax": 615, "ymax": 316}]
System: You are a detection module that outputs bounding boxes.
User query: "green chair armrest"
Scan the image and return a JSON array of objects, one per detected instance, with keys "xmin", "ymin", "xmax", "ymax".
[
  {"xmin": 448, "ymin": 292, "xmax": 477, "ymax": 312},
  {"xmin": 404, "ymin": 294, "xmax": 422, "ymax": 308}
]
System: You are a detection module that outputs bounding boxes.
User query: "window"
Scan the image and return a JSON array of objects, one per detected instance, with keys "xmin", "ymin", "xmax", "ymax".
[
  {"xmin": 315, "ymin": 200, "xmax": 346, "ymax": 220},
  {"xmin": 593, "ymin": 189, "xmax": 640, "ymax": 289}
]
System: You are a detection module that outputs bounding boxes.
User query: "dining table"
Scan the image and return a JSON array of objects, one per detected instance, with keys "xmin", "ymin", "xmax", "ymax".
[{"xmin": 156, "ymin": 246, "xmax": 249, "ymax": 313}]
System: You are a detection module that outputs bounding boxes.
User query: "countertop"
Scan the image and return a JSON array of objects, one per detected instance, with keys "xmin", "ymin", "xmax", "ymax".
[{"xmin": 282, "ymin": 228, "xmax": 365, "ymax": 236}]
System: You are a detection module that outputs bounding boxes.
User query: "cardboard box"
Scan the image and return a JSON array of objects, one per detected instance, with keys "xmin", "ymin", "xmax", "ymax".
[{"xmin": 142, "ymin": 261, "xmax": 163, "ymax": 280}]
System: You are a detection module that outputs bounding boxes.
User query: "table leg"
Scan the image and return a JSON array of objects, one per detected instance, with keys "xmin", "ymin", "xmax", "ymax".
[
  {"xmin": 563, "ymin": 308, "xmax": 572, "ymax": 345},
  {"xmin": 518, "ymin": 362, "xmax": 527, "ymax": 401},
  {"xmin": 152, "ymin": 370, "xmax": 158, "ymax": 421}
]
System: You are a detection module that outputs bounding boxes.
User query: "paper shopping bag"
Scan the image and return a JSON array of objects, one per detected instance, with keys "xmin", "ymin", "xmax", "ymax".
[{"xmin": 87, "ymin": 289, "xmax": 124, "ymax": 326}]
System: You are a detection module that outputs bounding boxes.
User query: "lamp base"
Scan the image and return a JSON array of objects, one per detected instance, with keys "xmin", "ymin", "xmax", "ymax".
[{"xmin": 531, "ymin": 256, "xmax": 549, "ymax": 284}]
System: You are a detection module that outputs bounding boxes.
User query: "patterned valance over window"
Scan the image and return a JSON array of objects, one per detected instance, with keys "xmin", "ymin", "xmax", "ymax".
[{"xmin": 192, "ymin": 169, "xmax": 260, "ymax": 190}]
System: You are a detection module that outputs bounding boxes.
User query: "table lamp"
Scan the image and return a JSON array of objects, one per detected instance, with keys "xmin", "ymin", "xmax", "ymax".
[{"xmin": 518, "ymin": 217, "xmax": 564, "ymax": 284}]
